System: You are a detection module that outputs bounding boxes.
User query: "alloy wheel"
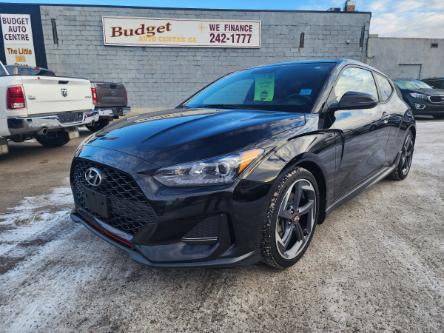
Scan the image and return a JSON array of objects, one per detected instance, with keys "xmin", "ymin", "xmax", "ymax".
[
  {"xmin": 275, "ymin": 179, "xmax": 316, "ymax": 260},
  {"xmin": 401, "ymin": 133, "xmax": 414, "ymax": 176}
]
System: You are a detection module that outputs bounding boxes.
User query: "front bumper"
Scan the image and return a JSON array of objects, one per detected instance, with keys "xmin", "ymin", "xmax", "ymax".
[
  {"xmin": 8, "ymin": 110, "xmax": 99, "ymax": 135},
  {"xmin": 409, "ymin": 100, "xmax": 444, "ymax": 116},
  {"xmin": 70, "ymin": 146, "xmax": 270, "ymax": 267},
  {"xmin": 71, "ymin": 211, "xmax": 259, "ymax": 267}
]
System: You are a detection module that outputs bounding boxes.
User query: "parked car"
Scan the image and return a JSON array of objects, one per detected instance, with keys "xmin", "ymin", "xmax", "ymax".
[
  {"xmin": 394, "ymin": 79, "xmax": 444, "ymax": 118},
  {"xmin": 70, "ymin": 59, "xmax": 415, "ymax": 269},
  {"xmin": 0, "ymin": 62, "xmax": 97, "ymax": 155},
  {"xmin": 88, "ymin": 81, "xmax": 130, "ymax": 132},
  {"xmin": 5, "ymin": 64, "xmax": 56, "ymax": 77},
  {"xmin": 421, "ymin": 77, "xmax": 444, "ymax": 89}
]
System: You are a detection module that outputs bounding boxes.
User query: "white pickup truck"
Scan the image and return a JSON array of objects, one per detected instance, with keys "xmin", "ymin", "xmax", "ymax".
[{"xmin": 0, "ymin": 62, "xmax": 98, "ymax": 155}]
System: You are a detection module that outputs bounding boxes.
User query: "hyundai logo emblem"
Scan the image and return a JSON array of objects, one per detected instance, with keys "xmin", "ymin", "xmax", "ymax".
[
  {"xmin": 61, "ymin": 88, "xmax": 68, "ymax": 97},
  {"xmin": 85, "ymin": 167, "xmax": 103, "ymax": 187}
]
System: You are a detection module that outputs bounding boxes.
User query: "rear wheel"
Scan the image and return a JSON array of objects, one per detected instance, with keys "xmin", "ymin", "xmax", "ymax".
[
  {"xmin": 35, "ymin": 130, "xmax": 70, "ymax": 148},
  {"xmin": 86, "ymin": 119, "xmax": 110, "ymax": 132},
  {"xmin": 261, "ymin": 167, "xmax": 319, "ymax": 269},
  {"xmin": 389, "ymin": 131, "xmax": 415, "ymax": 181}
]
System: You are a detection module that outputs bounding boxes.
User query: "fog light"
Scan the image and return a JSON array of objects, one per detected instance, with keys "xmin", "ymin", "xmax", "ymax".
[{"xmin": 414, "ymin": 103, "xmax": 426, "ymax": 110}]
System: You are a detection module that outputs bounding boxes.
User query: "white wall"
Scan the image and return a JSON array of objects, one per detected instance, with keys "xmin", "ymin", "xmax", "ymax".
[{"xmin": 367, "ymin": 36, "xmax": 444, "ymax": 79}]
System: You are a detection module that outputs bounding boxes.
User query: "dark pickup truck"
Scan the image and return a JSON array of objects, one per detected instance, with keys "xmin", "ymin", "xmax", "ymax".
[{"xmin": 89, "ymin": 81, "xmax": 131, "ymax": 131}]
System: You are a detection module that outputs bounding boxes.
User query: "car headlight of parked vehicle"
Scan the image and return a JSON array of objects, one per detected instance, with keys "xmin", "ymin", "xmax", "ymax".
[
  {"xmin": 154, "ymin": 148, "xmax": 264, "ymax": 186},
  {"xmin": 409, "ymin": 92, "xmax": 428, "ymax": 100}
]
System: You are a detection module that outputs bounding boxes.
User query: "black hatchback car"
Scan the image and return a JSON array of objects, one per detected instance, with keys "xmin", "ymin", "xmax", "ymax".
[
  {"xmin": 70, "ymin": 59, "xmax": 415, "ymax": 269},
  {"xmin": 395, "ymin": 79, "xmax": 444, "ymax": 118},
  {"xmin": 422, "ymin": 77, "xmax": 444, "ymax": 90}
]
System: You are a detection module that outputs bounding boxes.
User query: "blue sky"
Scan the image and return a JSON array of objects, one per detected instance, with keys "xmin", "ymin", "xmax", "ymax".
[{"xmin": 2, "ymin": 0, "xmax": 444, "ymax": 38}]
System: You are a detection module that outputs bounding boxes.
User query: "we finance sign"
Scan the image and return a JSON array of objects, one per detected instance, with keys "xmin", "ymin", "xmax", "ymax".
[
  {"xmin": 1, "ymin": 13, "xmax": 36, "ymax": 66},
  {"xmin": 102, "ymin": 16, "xmax": 261, "ymax": 48}
]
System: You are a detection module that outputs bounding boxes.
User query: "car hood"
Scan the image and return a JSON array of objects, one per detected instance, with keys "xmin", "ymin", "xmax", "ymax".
[
  {"xmin": 83, "ymin": 108, "xmax": 307, "ymax": 167},
  {"xmin": 404, "ymin": 88, "xmax": 444, "ymax": 95}
]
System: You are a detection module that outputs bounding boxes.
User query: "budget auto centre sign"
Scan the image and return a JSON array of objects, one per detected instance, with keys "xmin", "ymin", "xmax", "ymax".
[
  {"xmin": 0, "ymin": 13, "xmax": 36, "ymax": 66},
  {"xmin": 102, "ymin": 16, "xmax": 261, "ymax": 48}
]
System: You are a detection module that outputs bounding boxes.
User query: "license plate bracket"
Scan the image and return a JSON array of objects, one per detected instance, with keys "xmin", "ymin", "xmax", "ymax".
[{"xmin": 83, "ymin": 188, "xmax": 109, "ymax": 218}]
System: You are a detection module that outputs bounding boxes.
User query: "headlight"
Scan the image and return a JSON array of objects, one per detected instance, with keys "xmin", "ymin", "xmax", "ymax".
[
  {"xmin": 154, "ymin": 148, "xmax": 264, "ymax": 187},
  {"xmin": 409, "ymin": 92, "xmax": 428, "ymax": 100}
]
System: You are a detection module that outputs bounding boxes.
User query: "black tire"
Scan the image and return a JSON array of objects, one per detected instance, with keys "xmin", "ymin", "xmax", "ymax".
[
  {"xmin": 86, "ymin": 119, "xmax": 110, "ymax": 132},
  {"xmin": 261, "ymin": 166, "xmax": 320, "ymax": 269},
  {"xmin": 388, "ymin": 130, "xmax": 415, "ymax": 181},
  {"xmin": 35, "ymin": 130, "xmax": 70, "ymax": 148}
]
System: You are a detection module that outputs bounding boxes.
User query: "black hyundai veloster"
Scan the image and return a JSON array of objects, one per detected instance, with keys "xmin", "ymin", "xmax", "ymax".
[{"xmin": 70, "ymin": 59, "xmax": 415, "ymax": 269}]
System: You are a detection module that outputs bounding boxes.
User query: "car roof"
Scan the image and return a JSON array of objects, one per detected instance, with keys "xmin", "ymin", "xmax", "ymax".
[
  {"xmin": 6, "ymin": 64, "xmax": 49, "ymax": 70},
  {"xmin": 246, "ymin": 58, "xmax": 381, "ymax": 72}
]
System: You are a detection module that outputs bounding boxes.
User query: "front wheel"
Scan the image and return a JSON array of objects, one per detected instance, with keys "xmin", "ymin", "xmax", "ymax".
[
  {"xmin": 35, "ymin": 130, "xmax": 70, "ymax": 148},
  {"xmin": 388, "ymin": 131, "xmax": 415, "ymax": 181},
  {"xmin": 261, "ymin": 167, "xmax": 319, "ymax": 269}
]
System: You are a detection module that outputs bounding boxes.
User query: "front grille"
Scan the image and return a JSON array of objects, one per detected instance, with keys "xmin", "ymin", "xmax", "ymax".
[
  {"xmin": 58, "ymin": 111, "xmax": 84, "ymax": 123},
  {"xmin": 71, "ymin": 158, "xmax": 157, "ymax": 236},
  {"xmin": 429, "ymin": 95, "xmax": 444, "ymax": 103}
]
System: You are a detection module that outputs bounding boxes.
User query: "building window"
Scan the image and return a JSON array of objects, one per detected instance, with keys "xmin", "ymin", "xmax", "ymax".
[
  {"xmin": 299, "ymin": 32, "xmax": 305, "ymax": 48},
  {"xmin": 431, "ymin": 43, "xmax": 438, "ymax": 48},
  {"xmin": 51, "ymin": 19, "xmax": 59, "ymax": 45},
  {"xmin": 359, "ymin": 25, "xmax": 365, "ymax": 47}
]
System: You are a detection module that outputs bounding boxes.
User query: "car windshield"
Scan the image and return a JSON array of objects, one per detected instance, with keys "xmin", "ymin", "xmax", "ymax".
[
  {"xmin": 183, "ymin": 62, "xmax": 335, "ymax": 112},
  {"xmin": 395, "ymin": 80, "xmax": 432, "ymax": 90},
  {"xmin": 5, "ymin": 65, "xmax": 55, "ymax": 76}
]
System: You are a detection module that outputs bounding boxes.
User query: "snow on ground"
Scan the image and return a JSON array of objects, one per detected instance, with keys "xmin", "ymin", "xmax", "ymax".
[
  {"xmin": 0, "ymin": 121, "xmax": 443, "ymax": 332},
  {"xmin": 0, "ymin": 181, "xmax": 73, "ymax": 256}
]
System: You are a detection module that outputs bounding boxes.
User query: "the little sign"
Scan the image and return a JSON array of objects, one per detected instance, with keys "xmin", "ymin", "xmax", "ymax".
[{"xmin": 1, "ymin": 13, "xmax": 36, "ymax": 66}]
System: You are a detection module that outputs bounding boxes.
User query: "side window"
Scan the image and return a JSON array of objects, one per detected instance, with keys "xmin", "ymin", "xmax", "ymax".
[
  {"xmin": 375, "ymin": 73, "xmax": 394, "ymax": 102},
  {"xmin": 333, "ymin": 67, "xmax": 378, "ymax": 102}
]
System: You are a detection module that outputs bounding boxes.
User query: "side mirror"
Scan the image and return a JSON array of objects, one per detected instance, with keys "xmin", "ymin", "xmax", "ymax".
[{"xmin": 330, "ymin": 91, "xmax": 378, "ymax": 111}]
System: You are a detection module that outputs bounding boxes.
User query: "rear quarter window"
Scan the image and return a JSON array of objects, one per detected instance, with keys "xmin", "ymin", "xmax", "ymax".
[{"xmin": 375, "ymin": 73, "xmax": 394, "ymax": 102}]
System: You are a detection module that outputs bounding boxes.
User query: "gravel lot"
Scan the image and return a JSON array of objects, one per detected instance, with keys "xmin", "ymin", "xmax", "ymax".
[{"xmin": 0, "ymin": 120, "xmax": 443, "ymax": 332}]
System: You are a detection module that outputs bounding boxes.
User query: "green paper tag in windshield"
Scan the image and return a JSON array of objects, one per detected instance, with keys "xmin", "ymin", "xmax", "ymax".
[{"xmin": 254, "ymin": 74, "xmax": 275, "ymax": 102}]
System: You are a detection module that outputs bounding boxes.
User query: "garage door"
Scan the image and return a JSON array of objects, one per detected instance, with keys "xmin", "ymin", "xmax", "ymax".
[{"xmin": 397, "ymin": 64, "xmax": 422, "ymax": 79}]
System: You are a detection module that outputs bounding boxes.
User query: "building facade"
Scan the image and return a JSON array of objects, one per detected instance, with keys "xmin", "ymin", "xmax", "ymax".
[
  {"xmin": 367, "ymin": 36, "xmax": 444, "ymax": 80},
  {"xmin": 1, "ymin": 3, "xmax": 371, "ymax": 108}
]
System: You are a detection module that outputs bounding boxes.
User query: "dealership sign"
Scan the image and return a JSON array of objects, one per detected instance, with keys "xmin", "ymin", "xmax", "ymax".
[
  {"xmin": 102, "ymin": 16, "xmax": 261, "ymax": 48},
  {"xmin": 1, "ymin": 13, "xmax": 36, "ymax": 66}
]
